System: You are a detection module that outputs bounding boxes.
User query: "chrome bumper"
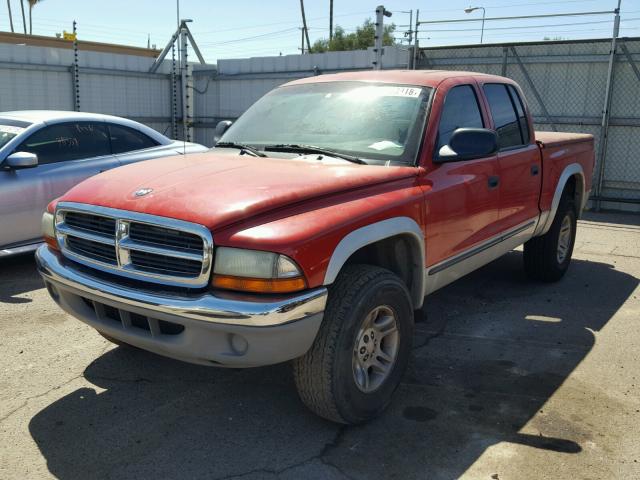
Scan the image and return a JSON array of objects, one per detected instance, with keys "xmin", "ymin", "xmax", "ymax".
[{"xmin": 36, "ymin": 246, "xmax": 327, "ymax": 367}]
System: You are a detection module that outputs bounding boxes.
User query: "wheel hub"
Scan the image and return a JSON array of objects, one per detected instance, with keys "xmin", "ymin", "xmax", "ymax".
[
  {"xmin": 557, "ymin": 214, "xmax": 572, "ymax": 263},
  {"xmin": 352, "ymin": 305, "xmax": 400, "ymax": 393}
]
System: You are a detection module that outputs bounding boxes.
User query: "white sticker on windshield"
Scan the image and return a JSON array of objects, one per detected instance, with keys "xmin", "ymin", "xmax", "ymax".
[
  {"xmin": 343, "ymin": 86, "xmax": 422, "ymax": 100},
  {"xmin": 368, "ymin": 140, "xmax": 403, "ymax": 151},
  {"xmin": 0, "ymin": 125, "xmax": 25, "ymax": 135}
]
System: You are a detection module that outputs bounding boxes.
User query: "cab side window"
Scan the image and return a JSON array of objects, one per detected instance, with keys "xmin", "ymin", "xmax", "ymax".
[
  {"xmin": 16, "ymin": 122, "xmax": 110, "ymax": 165},
  {"xmin": 107, "ymin": 124, "xmax": 158, "ymax": 154},
  {"xmin": 437, "ymin": 85, "xmax": 484, "ymax": 150},
  {"xmin": 508, "ymin": 85, "xmax": 530, "ymax": 144},
  {"xmin": 483, "ymin": 83, "xmax": 528, "ymax": 149}
]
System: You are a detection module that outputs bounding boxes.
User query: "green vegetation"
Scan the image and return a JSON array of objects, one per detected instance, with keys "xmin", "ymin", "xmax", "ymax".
[{"xmin": 309, "ymin": 19, "xmax": 396, "ymax": 53}]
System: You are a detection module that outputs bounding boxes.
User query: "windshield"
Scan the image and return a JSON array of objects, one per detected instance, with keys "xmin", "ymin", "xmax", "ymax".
[
  {"xmin": 0, "ymin": 125, "xmax": 25, "ymax": 150},
  {"xmin": 221, "ymin": 81, "xmax": 433, "ymax": 165}
]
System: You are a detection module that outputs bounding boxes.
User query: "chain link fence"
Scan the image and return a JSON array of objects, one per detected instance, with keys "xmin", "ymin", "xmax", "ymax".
[{"xmin": 417, "ymin": 38, "xmax": 640, "ymax": 211}]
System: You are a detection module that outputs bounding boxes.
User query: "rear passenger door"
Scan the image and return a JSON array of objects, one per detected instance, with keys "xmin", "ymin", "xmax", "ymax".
[
  {"xmin": 482, "ymin": 83, "xmax": 541, "ymax": 232},
  {"xmin": 0, "ymin": 121, "xmax": 118, "ymax": 246}
]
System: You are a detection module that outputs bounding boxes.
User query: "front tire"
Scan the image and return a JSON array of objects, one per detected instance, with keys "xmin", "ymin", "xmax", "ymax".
[
  {"xmin": 293, "ymin": 265, "xmax": 414, "ymax": 424},
  {"xmin": 523, "ymin": 193, "xmax": 577, "ymax": 282}
]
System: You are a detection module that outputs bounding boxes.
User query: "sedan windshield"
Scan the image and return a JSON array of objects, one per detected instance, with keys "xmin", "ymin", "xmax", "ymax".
[
  {"xmin": 220, "ymin": 81, "xmax": 433, "ymax": 166},
  {"xmin": 0, "ymin": 125, "xmax": 25, "ymax": 150}
]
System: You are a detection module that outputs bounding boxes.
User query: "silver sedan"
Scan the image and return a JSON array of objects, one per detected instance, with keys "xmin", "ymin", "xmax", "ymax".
[{"xmin": 0, "ymin": 111, "xmax": 208, "ymax": 257}]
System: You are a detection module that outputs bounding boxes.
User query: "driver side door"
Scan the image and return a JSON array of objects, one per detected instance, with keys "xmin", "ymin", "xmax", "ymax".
[
  {"xmin": 423, "ymin": 82, "xmax": 502, "ymax": 292},
  {"xmin": 0, "ymin": 121, "xmax": 118, "ymax": 248}
]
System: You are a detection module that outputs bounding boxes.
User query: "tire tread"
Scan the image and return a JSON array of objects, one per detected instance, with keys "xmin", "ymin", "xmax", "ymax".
[{"xmin": 293, "ymin": 264, "xmax": 404, "ymax": 423}]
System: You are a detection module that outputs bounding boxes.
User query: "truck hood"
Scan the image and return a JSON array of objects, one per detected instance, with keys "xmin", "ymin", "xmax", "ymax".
[{"xmin": 59, "ymin": 151, "xmax": 419, "ymax": 231}]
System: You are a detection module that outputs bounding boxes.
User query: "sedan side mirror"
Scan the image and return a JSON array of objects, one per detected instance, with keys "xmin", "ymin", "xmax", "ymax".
[
  {"xmin": 214, "ymin": 120, "xmax": 233, "ymax": 144},
  {"xmin": 435, "ymin": 128, "xmax": 498, "ymax": 163},
  {"xmin": 5, "ymin": 152, "xmax": 38, "ymax": 169}
]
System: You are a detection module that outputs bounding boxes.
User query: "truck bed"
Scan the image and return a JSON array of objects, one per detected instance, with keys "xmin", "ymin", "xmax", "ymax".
[
  {"xmin": 535, "ymin": 131, "xmax": 594, "ymax": 149},
  {"xmin": 535, "ymin": 130, "xmax": 595, "ymax": 214}
]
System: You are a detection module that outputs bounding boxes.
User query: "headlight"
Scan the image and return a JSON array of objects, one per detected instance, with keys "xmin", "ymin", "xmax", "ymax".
[
  {"xmin": 212, "ymin": 247, "xmax": 306, "ymax": 293},
  {"xmin": 41, "ymin": 212, "xmax": 59, "ymax": 250}
]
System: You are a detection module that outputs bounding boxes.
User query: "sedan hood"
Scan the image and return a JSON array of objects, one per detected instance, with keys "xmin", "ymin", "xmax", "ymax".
[{"xmin": 59, "ymin": 151, "xmax": 418, "ymax": 231}]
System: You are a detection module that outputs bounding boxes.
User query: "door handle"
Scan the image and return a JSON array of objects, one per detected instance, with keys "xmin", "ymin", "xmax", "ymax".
[
  {"xmin": 531, "ymin": 165, "xmax": 540, "ymax": 176},
  {"xmin": 488, "ymin": 175, "xmax": 500, "ymax": 189}
]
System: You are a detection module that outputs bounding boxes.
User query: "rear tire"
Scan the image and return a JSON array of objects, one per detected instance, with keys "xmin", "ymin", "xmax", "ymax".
[
  {"xmin": 523, "ymin": 193, "xmax": 577, "ymax": 282},
  {"xmin": 293, "ymin": 265, "xmax": 414, "ymax": 424}
]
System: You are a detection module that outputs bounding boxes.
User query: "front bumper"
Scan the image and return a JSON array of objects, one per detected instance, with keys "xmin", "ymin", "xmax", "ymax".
[{"xmin": 36, "ymin": 246, "xmax": 327, "ymax": 367}]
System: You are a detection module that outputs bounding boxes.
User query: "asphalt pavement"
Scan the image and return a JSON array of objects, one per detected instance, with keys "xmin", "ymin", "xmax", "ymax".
[{"xmin": 1, "ymin": 212, "xmax": 639, "ymax": 479}]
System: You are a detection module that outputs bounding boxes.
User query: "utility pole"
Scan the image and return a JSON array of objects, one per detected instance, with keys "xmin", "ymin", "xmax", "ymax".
[
  {"xmin": 373, "ymin": 5, "xmax": 392, "ymax": 70},
  {"xmin": 300, "ymin": 27, "xmax": 305, "ymax": 54},
  {"xmin": 300, "ymin": 0, "xmax": 311, "ymax": 54},
  {"xmin": 329, "ymin": 0, "xmax": 334, "ymax": 40}
]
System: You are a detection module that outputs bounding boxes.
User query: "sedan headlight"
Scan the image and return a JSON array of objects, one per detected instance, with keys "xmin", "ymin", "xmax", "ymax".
[
  {"xmin": 41, "ymin": 211, "xmax": 59, "ymax": 250},
  {"xmin": 212, "ymin": 247, "xmax": 306, "ymax": 293}
]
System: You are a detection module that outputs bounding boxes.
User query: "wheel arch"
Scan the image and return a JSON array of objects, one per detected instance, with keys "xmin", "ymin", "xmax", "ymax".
[
  {"xmin": 323, "ymin": 217, "xmax": 425, "ymax": 309},
  {"xmin": 536, "ymin": 163, "xmax": 585, "ymax": 236}
]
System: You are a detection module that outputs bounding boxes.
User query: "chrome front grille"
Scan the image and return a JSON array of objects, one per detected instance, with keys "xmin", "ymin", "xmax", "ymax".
[{"xmin": 55, "ymin": 202, "xmax": 213, "ymax": 287}]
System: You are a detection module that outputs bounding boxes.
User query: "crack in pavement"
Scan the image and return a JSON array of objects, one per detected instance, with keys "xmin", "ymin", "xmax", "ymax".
[
  {"xmin": 214, "ymin": 425, "xmax": 355, "ymax": 480},
  {"xmin": 0, "ymin": 373, "xmax": 84, "ymax": 424}
]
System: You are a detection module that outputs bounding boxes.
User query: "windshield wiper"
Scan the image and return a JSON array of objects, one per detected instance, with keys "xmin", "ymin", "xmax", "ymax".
[
  {"xmin": 216, "ymin": 142, "xmax": 267, "ymax": 157},
  {"xmin": 264, "ymin": 144, "xmax": 367, "ymax": 165}
]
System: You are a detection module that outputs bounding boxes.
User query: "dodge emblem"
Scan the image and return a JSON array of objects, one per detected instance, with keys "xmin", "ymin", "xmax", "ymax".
[{"xmin": 133, "ymin": 188, "xmax": 153, "ymax": 197}]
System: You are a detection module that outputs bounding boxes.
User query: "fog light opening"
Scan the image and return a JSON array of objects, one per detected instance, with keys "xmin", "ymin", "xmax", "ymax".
[{"xmin": 227, "ymin": 333, "xmax": 249, "ymax": 356}]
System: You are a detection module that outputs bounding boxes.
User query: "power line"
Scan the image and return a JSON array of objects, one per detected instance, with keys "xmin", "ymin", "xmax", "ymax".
[{"xmin": 424, "ymin": 17, "xmax": 640, "ymax": 33}]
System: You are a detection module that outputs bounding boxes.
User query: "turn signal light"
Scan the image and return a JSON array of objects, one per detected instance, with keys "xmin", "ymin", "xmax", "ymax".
[
  {"xmin": 41, "ymin": 212, "xmax": 59, "ymax": 251},
  {"xmin": 212, "ymin": 274, "xmax": 306, "ymax": 294}
]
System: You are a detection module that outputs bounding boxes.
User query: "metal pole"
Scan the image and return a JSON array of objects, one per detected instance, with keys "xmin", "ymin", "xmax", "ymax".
[
  {"xmin": 595, "ymin": 0, "xmax": 622, "ymax": 211},
  {"xmin": 412, "ymin": 9, "xmax": 419, "ymax": 70},
  {"xmin": 300, "ymin": 27, "xmax": 305, "ymax": 54},
  {"xmin": 480, "ymin": 7, "xmax": 486, "ymax": 44},
  {"xmin": 176, "ymin": 0, "xmax": 180, "ymax": 27},
  {"xmin": 149, "ymin": 28, "xmax": 181, "ymax": 73},
  {"xmin": 373, "ymin": 5, "xmax": 385, "ymax": 70},
  {"xmin": 184, "ymin": 25, "xmax": 206, "ymax": 65},
  {"xmin": 72, "ymin": 20, "xmax": 80, "ymax": 112},
  {"xmin": 180, "ymin": 26, "xmax": 188, "ymax": 141},
  {"xmin": 408, "ymin": 10, "xmax": 413, "ymax": 44},
  {"xmin": 329, "ymin": 0, "xmax": 333, "ymax": 40},
  {"xmin": 171, "ymin": 42, "xmax": 178, "ymax": 139}
]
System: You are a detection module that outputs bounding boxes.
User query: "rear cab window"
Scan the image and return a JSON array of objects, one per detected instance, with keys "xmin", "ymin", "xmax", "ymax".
[{"xmin": 483, "ymin": 83, "xmax": 530, "ymax": 149}]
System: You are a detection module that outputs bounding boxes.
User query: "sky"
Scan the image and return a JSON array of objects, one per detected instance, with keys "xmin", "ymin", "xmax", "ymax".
[{"xmin": 1, "ymin": 0, "xmax": 638, "ymax": 62}]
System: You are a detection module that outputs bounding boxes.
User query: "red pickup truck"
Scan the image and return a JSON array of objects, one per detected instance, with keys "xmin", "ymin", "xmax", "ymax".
[{"xmin": 37, "ymin": 70, "xmax": 594, "ymax": 424}]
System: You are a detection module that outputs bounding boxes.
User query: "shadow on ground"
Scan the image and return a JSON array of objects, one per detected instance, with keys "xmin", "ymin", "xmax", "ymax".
[
  {"xmin": 28, "ymin": 252, "xmax": 638, "ymax": 479},
  {"xmin": 0, "ymin": 253, "xmax": 41, "ymax": 304}
]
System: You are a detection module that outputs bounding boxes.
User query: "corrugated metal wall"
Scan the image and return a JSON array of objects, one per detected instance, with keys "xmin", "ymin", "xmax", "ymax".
[{"xmin": 1, "ymin": 38, "xmax": 638, "ymax": 210}]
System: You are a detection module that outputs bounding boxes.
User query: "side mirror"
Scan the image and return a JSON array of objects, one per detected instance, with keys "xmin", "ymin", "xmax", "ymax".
[
  {"xmin": 214, "ymin": 120, "xmax": 233, "ymax": 144},
  {"xmin": 5, "ymin": 152, "xmax": 38, "ymax": 169},
  {"xmin": 435, "ymin": 128, "xmax": 498, "ymax": 163}
]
